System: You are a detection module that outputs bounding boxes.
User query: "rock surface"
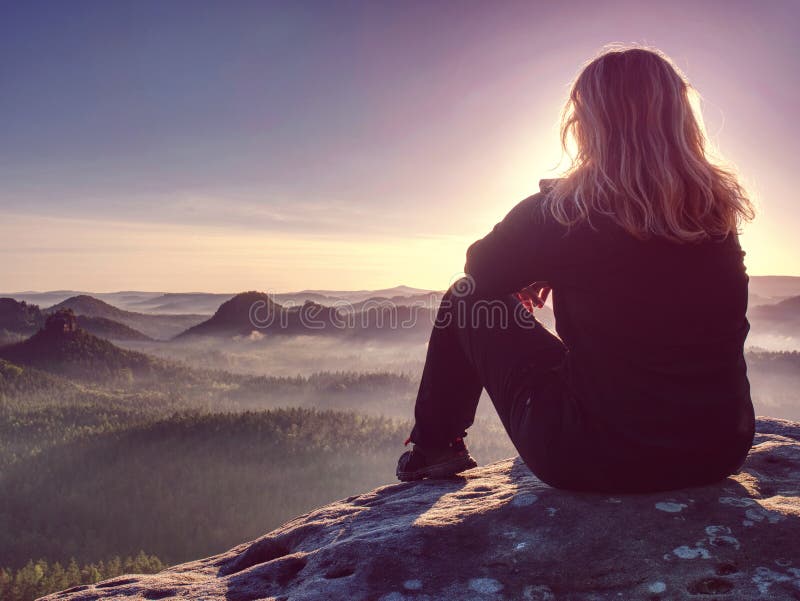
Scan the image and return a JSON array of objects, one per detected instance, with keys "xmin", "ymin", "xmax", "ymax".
[{"xmin": 42, "ymin": 417, "xmax": 800, "ymax": 601}]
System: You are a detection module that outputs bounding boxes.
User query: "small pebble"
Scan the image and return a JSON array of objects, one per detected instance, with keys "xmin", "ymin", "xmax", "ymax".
[
  {"xmin": 673, "ymin": 545, "xmax": 710, "ymax": 559},
  {"xmin": 655, "ymin": 502, "xmax": 687, "ymax": 513},
  {"xmin": 512, "ymin": 493, "xmax": 538, "ymax": 507},
  {"xmin": 469, "ymin": 577, "xmax": 503, "ymax": 593}
]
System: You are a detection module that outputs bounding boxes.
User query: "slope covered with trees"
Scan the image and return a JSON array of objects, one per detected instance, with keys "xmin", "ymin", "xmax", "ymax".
[
  {"xmin": 0, "ymin": 310, "xmax": 182, "ymax": 383},
  {"xmin": 0, "ymin": 298, "xmax": 44, "ymax": 335},
  {"xmin": 0, "ymin": 553, "xmax": 164, "ymax": 601}
]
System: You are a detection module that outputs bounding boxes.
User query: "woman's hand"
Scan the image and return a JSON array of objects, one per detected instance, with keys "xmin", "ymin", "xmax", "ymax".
[{"xmin": 515, "ymin": 282, "xmax": 551, "ymax": 312}]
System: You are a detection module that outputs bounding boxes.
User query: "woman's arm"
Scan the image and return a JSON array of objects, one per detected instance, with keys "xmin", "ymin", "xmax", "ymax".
[{"xmin": 464, "ymin": 192, "xmax": 565, "ymax": 298}]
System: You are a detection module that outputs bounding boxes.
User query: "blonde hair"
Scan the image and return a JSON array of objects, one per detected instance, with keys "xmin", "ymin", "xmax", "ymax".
[{"xmin": 544, "ymin": 44, "xmax": 754, "ymax": 242}]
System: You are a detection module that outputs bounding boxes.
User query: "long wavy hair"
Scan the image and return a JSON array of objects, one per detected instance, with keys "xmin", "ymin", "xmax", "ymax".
[{"xmin": 544, "ymin": 45, "xmax": 754, "ymax": 242}]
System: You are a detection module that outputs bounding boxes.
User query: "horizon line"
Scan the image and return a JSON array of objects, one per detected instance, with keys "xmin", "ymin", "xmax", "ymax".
[{"xmin": 3, "ymin": 274, "xmax": 800, "ymax": 297}]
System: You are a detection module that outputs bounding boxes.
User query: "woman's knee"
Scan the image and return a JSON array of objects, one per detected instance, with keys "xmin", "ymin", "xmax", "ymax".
[{"xmin": 441, "ymin": 278, "xmax": 525, "ymax": 332}]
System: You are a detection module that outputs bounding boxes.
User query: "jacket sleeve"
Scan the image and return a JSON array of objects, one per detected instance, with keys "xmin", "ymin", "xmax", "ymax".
[{"xmin": 464, "ymin": 193, "xmax": 565, "ymax": 297}]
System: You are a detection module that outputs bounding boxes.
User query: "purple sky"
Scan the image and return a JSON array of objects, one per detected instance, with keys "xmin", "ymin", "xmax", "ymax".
[{"xmin": 1, "ymin": 0, "xmax": 797, "ymax": 292}]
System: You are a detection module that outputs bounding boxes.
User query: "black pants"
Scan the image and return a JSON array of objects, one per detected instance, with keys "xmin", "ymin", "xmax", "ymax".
[{"xmin": 407, "ymin": 284, "xmax": 754, "ymax": 493}]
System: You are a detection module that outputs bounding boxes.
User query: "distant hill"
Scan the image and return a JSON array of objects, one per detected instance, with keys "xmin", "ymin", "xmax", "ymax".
[
  {"xmin": 176, "ymin": 289, "xmax": 555, "ymax": 340},
  {"xmin": 0, "ymin": 286, "xmax": 441, "ymax": 314},
  {"xmin": 5, "ymin": 280, "xmax": 798, "ymax": 311},
  {"xmin": 0, "ymin": 309, "xmax": 176, "ymax": 383},
  {"xmin": 175, "ymin": 291, "xmax": 348, "ymax": 339},
  {"xmin": 749, "ymin": 295, "xmax": 800, "ymax": 332},
  {"xmin": 76, "ymin": 315, "xmax": 153, "ymax": 341},
  {"xmin": 748, "ymin": 292, "xmax": 772, "ymax": 308},
  {"xmin": 1, "ymin": 297, "xmax": 153, "ymax": 343},
  {"xmin": 349, "ymin": 292, "xmax": 442, "ymax": 310},
  {"xmin": 177, "ymin": 291, "xmax": 292, "ymax": 338},
  {"xmin": 749, "ymin": 276, "xmax": 800, "ymax": 305},
  {"xmin": 9, "ymin": 281, "xmax": 797, "ymax": 342},
  {"xmin": 292, "ymin": 285, "xmax": 436, "ymax": 303},
  {"xmin": 271, "ymin": 291, "xmax": 351, "ymax": 307},
  {"xmin": 177, "ymin": 291, "xmax": 447, "ymax": 340},
  {"xmin": 47, "ymin": 295, "xmax": 207, "ymax": 340},
  {"xmin": 0, "ymin": 297, "xmax": 45, "ymax": 335},
  {"xmin": 48, "ymin": 294, "xmax": 130, "ymax": 321},
  {"xmin": 127, "ymin": 292, "xmax": 235, "ymax": 315},
  {"xmin": 130, "ymin": 288, "xmax": 443, "ymax": 315},
  {"xmin": 0, "ymin": 291, "xmax": 165, "ymax": 311}
]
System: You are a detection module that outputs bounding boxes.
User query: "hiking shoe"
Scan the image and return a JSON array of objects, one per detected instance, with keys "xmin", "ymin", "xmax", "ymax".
[{"xmin": 396, "ymin": 436, "xmax": 478, "ymax": 481}]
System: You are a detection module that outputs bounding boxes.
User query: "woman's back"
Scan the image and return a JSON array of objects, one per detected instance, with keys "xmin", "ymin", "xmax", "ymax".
[
  {"xmin": 465, "ymin": 180, "xmax": 754, "ymax": 458},
  {"xmin": 461, "ymin": 184, "xmax": 755, "ymax": 493},
  {"xmin": 546, "ymin": 196, "xmax": 753, "ymax": 451}
]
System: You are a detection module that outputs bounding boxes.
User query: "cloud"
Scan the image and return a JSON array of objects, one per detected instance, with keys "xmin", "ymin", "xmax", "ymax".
[{"xmin": 0, "ymin": 212, "xmax": 470, "ymax": 292}]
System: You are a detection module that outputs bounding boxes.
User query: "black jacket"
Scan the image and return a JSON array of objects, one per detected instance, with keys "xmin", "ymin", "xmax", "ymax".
[{"xmin": 464, "ymin": 179, "xmax": 755, "ymax": 452}]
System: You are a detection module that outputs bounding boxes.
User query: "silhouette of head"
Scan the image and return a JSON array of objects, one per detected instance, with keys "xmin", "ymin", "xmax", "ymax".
[{"xmin": 544, "ymin": 45, "xmax": 754, "ymax": 242}]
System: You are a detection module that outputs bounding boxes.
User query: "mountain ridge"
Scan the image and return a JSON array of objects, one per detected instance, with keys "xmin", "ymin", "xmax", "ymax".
[
  {"xmin": 47, "ymin": 295, "xmax": 207, "ymax": 339},
  {"xmin": 174, "ymin": 291, "xmax": 441, "ymax": 340},
  {"xmin": 0, "ymin": 297, "xmax": 153, "ymax": 342}
]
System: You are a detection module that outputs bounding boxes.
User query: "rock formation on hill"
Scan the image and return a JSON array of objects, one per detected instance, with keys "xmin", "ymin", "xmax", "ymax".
[
  {"xmin": 43, "ymin": 417, "xmax": 800, "ymax": 601},
  {"xmin": 45, "ymin": 309, "xmax": 79, "ymax": 334},
  {"xmin": 0, "ymin": 309, "xmax": 172, "ymax": 382}
]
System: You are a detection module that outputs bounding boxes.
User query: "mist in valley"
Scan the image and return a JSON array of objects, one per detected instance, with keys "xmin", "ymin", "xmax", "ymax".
[{"xmin": 119, "ymin": 334, "xmax": 429, "ymax": 380}]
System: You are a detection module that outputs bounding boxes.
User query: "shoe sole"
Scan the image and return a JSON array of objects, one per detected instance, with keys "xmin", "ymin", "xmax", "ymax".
[{"xmin": 396, "ymin": 454, "xmax": 478, "ymax": 482}]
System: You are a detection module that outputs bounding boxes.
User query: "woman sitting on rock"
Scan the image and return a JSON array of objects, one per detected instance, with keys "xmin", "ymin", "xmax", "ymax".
[{"xmin": 397, "ymin": 45, "xmax": 756, "ymax": 493}]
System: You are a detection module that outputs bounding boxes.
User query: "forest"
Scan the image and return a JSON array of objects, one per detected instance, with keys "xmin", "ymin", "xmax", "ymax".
[
  {"xmin": 0, "ymin": 358, "xmax": 515, "ymax": 601},
  {"xmin": 0, "ymin": 554, "xmax": 165, "ymax": 601}
]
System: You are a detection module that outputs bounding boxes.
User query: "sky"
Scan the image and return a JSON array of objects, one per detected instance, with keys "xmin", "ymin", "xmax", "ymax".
[{"xmin": 0, "ymin": 0, "xmax": 798, "ymax": 293}]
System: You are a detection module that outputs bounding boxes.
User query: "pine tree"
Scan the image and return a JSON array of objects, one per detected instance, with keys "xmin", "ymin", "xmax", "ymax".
[{"xmin": 64, "ymin": 558, "xmax": 81, "ymax": 589}]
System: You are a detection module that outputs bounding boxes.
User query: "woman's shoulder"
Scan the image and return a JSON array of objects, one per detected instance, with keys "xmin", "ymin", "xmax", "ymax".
[
  {"xmin": 512, "ymin": 178, "xmax": 565, "ymax": 220},
  {"xmin": 539, "ymin": 178, "xmax": 561, "ymax": 194}
]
